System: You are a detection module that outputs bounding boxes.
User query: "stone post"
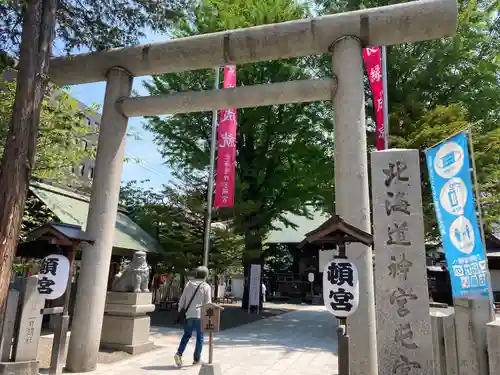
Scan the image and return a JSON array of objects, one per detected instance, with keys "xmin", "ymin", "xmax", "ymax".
[
  {"xmin": 66, "ymin": 67, "xmax": 133, "ymax": 372},
  {"xmin": 330, "ymin": 35, "xmax": 377, "ymax": 375},
  {"xmin": 0, "ymin": 289, "xmax": 19, "ymax": 361},
  {"xmin": 486, "ymin": 318, "xmax": 500, "ymax": 375},
  {"xmin": 430, "ymin": 306, "xmax": 458, "ymax": 375},
  {"xmin": 454, "ymin": 298, "xmax": 491, "ymax": 375},
  {"xmin": 371, "ymin": 149, "xmax": 434, "ymax": 375},
  {"xmin": 13, "ymin": 276, "xmax": 45, "ymax": 363}
]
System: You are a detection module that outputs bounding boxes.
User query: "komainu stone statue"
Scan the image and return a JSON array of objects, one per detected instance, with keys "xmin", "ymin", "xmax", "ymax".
[{"xmin": 112, "ymin": 251, "xmax": 150, "ymax": 293}]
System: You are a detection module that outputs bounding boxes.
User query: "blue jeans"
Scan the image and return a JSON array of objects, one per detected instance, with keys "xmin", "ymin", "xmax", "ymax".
[{"xmin": 177, "ymin": 318, "xmax": 204, "ymax": 361}]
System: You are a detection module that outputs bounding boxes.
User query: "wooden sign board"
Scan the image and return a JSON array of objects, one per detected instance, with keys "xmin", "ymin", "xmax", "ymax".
[{"xmin": 201, "ymin": 303, "xmax": 224, "ymax": 333}]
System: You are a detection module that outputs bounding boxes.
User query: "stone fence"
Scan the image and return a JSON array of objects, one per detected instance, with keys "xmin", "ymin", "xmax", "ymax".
[{"xmin": 430, "ymin": 301, "xmax": 500, "ymax": 375}]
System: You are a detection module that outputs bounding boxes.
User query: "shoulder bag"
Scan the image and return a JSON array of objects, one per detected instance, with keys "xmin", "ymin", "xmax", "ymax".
[{"xmin": 175, "ymin": 282, "xmax": 203, "ymax": 325}]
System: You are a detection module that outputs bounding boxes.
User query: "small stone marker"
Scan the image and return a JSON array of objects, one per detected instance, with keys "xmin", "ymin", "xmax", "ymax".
[
  {"xmin": 14, "ymin": 275, "xmax": 45, "ymax": 362},
  {"xmin": 0, "ymin": 288, "xmax": 20, "ymax": 361},
  {"xmin": 371, "ymin": 149, "xmax": 434, "ymax": 375}
]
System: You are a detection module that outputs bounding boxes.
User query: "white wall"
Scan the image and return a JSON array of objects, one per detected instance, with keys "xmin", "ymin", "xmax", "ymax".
[
  {"xmin": 230, "ymin": 277, "xmax": 244, "ymax": 299},
  {"xmin": 212, "ymin": 282, "xmax": 226, "ymax": 299},
  {"xmin": 490, "ymin": 269, "xmax": 500, "ymax": 292}
]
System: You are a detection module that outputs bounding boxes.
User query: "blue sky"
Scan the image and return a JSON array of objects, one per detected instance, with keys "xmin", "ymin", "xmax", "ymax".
[{"xmin": 60, "ymin": 31, "xmax": 173, "ymax": 191}]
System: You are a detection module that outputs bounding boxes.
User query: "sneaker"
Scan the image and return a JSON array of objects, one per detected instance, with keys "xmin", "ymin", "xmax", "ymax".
[{"xmin": 174, "ymin": 354, "xmax": 183, "ymax": 368}]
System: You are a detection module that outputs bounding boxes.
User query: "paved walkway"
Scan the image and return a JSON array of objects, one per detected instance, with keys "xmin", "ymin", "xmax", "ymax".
[{"xmin": 76, "ymin": 305, "xmax": 339, "ymax": 375}]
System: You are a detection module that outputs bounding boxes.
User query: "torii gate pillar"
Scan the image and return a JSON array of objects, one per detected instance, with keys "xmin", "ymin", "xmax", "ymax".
[
  {"xmin": 331, "ymin": 36, "xmax": 377, "ymax": 375},
  {"xmin": 65, "ymin": 67, "xmax": 133, "ymax": 372}
]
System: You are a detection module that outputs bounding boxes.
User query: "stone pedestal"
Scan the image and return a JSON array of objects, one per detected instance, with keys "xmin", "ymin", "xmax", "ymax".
[
  {"xmin": 198, "ymin": 363, "xmax": 222, "ymax": 375},
  {"xmin": 0, "ymin": 361, "xmax": 38, "ymax": 375},
  {"xmin": 100, "ymin": 292, "xmax": 155, "ymax": 355}
]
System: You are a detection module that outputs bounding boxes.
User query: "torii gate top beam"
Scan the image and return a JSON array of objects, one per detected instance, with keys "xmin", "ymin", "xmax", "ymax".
[{"xmin": 49, "ymin": 0, "xmax": 458, "ymax": 86}]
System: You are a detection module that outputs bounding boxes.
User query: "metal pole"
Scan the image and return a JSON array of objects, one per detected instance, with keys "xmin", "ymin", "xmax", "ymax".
[
  {"xmin": 337, "ymin": 319, "xmax": 350, "ymax": 375},
  {"xmin": 50, "ymin": 242, "xmax": 77, "ymax": 375},
  {"xmin": 203, "ymin": 67, "xmax": 221, "ymax": 267},
  {"xmin": 381, "ymin": 45, "xmax": 389, "ymax": 149},
  {"xmin": 467, "ymin": 128, "xmax": 495, "ymax": 318},
  {"xmin": 208, "ymin": 332, "xmax": 214, "ymax": 364}
]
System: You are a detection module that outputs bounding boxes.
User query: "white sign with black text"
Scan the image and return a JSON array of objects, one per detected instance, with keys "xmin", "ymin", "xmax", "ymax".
[
  {"xmin": 248, "ymin": 264, "xmax": 262, "ymax": 307},
  {"xmin": 323, "ymin": 259, "xmax": 359, "ymax": 318},
  {"xmin": 37, "ymin": 254, "xmax": 70, "ymax": 300}
]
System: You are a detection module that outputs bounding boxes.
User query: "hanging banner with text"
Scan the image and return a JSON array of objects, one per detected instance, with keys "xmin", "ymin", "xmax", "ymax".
[
  {"xmin": 425, "ymin": 132, "xmax": 490, "ymax": 299},
  {"xmin": 362, "ymin": 47, "xmax": 385, "ymax": 150},
  {"xmin": 214, "ymin": 65, "xmax": 237, "ymax": 208}
]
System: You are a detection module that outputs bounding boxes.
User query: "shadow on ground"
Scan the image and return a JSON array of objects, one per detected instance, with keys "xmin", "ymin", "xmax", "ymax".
[
  {"xmin": 149, "ymin": 303, "xmax": 297, "ymax": 331},
  {"xmin": 151, "ymin": 306, "xmax": 338, "ymax": 354},
  {"xmin": 141, "ymin": 365, "xmax": 183, "ymax": 371}
]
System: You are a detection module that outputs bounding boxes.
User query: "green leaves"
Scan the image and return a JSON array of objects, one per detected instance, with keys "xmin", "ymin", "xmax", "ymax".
[
  {"xmin": 315, "ymin": 0, "xmax": 499, "ymax": 248},
  {"xmin": 0, "ymin": 71, "xmax": 95, "ymax": 183},
  {"xmin": 144, "ymin": 0, "xmax": 335, "ymax": 257},
  {"xmin": 1, "ymin": 68, "xmax": 96, "ymax": 236},
  {"xmin": 119, "ymin": 178, "xmax": 244, "ymax": 275},
  {"xmin": 0, "ymin": 0, "xmax": 195, "ymax": 55}
]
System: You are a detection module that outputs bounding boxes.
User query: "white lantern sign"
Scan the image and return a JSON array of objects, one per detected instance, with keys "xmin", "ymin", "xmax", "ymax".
[
  {"xmin": 308, "ymin": 272, "xmax": 315, "ymax": 283},
  {"xmin": 322, "ymin": 259, "xmax": 359, "ymax": 318},
  {"xmin": 37, "ymin": 254, "xmax": 70, "ymax": 300}
]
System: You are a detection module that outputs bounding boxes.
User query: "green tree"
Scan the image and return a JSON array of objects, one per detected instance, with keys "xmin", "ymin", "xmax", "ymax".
[
  {"xmin": 1, "ymin": 69, "xmax": 96, "ymax": 180},
  {"xmin": 144, "ymin": 0, "xmax": 335, "ymax": 307},
  {"xmin": 315, "ymin": 0, "xmax": 499, "ymax": 130},
  {"xmin": 0, "ymin": 0, "xmax": 193, "ymax": 54},
  {"xmin": 1, "ymin": 68, "xmax": 95, "ymax": 235},
  {"xmin": 119, "ymin": 178, "xmax": 244, "ymax": 279},
  {"xmin": 0, "ymin": 0, "xmax": 195, "ymax": 334},
  {"xmin": 316, "ymin": 0, "xmax": 500, "ymax": 244},
  {"xmin": 392, "ymin": 104, "xmax": 500, "ymax": 249}
]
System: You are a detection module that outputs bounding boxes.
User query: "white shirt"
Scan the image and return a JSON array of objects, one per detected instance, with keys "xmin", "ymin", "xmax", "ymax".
[
  {"xmin": 178, "ymin": 280, "xmax": 212, "ymax": 319},
  {"xmin": 262, "ymin": 283, "xmax": 266, "ymax": 295}
]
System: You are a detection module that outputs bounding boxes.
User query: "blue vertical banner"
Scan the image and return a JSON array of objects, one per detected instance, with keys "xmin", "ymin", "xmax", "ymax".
[{"xmin": 425, "ymin": 132, "xmax": 490, "ymax": 299}]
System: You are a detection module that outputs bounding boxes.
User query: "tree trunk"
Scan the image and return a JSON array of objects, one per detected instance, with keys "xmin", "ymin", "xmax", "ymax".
[
  {"xmin": 214, "ymin": 273, "xmax": 219, "ymax": 301},
  {"xmin": 241, "ymin": 232, "xmax": 264, "ymax": 310},
  {"xmin": 0, "ymin": 0, "xmax": 57, "ymax": 335}
]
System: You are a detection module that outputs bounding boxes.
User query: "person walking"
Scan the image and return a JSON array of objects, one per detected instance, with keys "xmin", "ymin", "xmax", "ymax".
[
  {"xmin": 262, "ymin": 282, "xmax": 266, "ymax": 303},
  {"xmin": 174, "ymin": 266, "xmax": 211, "ymax": 367}
]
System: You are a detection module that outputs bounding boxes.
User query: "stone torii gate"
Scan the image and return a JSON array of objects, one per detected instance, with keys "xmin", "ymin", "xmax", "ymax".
[{"xmin": 47, "ymin": 0, "xmax": 458, "ymax": 373}]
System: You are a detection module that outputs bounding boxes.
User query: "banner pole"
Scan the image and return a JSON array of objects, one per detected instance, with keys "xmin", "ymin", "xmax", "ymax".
[
  {"xmin": 467, "ymin": 128, "xmax": 486, "ymax": 247},
  {"xmin": 381, "ymin": 45, "xmax": 389, "ymax": 149},
  {"xmin": 466, "ymin": 128, "xmax": 495, "ymax": 317},
  {"xmin": 203, "ymin": 67, "xmax": 220, "ymax": 268}
]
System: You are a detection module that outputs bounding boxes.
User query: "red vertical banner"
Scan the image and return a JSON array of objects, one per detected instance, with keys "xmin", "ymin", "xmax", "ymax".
[
  {"xmin": 213, "ymin": 65, "xmax": 237, "ymax": 208},
  {"xmin": 362, "ymin": 47, "xmax": 385, "ymax": 150}
]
